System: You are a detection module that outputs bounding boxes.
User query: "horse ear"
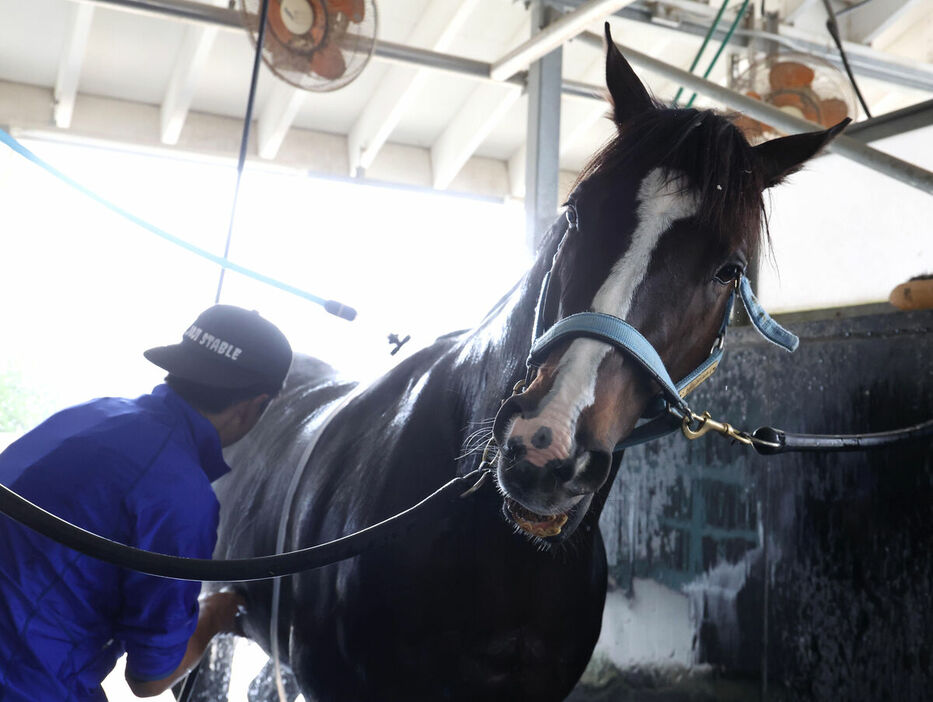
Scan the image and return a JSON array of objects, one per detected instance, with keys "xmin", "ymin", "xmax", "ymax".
[
  {"xmin": 604, "ymin": 22, "xmax": 654, "ymax": 124},
  {"xmin": 753, "ymin": 118, "xmax": 850, "ymax": 188}
]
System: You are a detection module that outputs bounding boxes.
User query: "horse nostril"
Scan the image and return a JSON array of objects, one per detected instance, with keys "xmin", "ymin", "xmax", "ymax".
[
  {"xmin": 548, "ymin": 458, "xmax": 575, "ymax": 483},
  {"xmin": 531, "ymin": 426, "xmax": 552, "ymax": 449},
  {"xmin": 569, "ymin": 450, "xmax": 612, "ymax": 493},
  {"xmin": 502, "ymin": 437, "xmax": 527, "ymax": 464}
]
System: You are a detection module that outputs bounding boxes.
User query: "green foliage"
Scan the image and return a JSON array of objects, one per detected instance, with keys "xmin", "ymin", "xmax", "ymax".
[{"xmin": 0, "ymin": 368, "xmax": 48, "ymax": 433}]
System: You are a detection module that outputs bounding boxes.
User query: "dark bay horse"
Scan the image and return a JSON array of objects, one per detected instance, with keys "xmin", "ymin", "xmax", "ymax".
[{"xmin": 211, "ymin": 27, "xmax": 845, "ymax": 702}]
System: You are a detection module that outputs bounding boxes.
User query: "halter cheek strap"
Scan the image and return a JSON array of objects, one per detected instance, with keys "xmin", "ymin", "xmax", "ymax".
[
  {"xmin": 524, "ymin": 272, "xmax": 799, "ymax": 451},
  {"xmin": 738, "ymin": 275, "xmax": 799, "ymax": 352}
]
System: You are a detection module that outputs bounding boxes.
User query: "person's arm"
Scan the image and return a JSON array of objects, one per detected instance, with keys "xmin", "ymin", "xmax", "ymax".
[{"xmin": 125, "ymin": 590, "xmax": 244, "ymax": 698}]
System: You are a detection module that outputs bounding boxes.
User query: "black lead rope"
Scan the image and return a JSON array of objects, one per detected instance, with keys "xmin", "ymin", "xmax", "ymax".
[
  {"xmin": 0, "ymin": 470, "xmax": 488, "ymax": 583},
  {"xmin": 751, "ymin": 418, "xmax": 933, "ymax": 455}
]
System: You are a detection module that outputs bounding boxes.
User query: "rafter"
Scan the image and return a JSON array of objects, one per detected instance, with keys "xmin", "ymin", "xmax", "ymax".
[
  {"xmin": 160, "ymin": 0, "xmax": 226, "ymax": 145},
  {"xmin": 430, "ymin": 22, "xmax": 528, "ymax": 191},
  {"xmin": 431, "ymin": 83, "xmax": 521, "ymax": 190},
  {"xmin": 53, "ymin": 2, "xmax": 95, "ymax": 129},
  {"xmin": 346, "ymin": 0, "xmax": 481, "ymax": 176},
  {"xmin": 257, "ymin": 82, "xmax": 306, "ymax": 160},
  {"xmin": 490, "ymin": 0, "xmax": 637, "ymax": 81},
  {"xmin": 843, "ymin": 0, "xmax": 924, "ymax": 48}
]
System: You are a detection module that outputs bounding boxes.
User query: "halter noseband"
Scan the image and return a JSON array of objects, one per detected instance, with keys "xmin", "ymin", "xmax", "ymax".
[{"xmin": 522, "ymin": 210, "xmax": 799, "ymax": 452}]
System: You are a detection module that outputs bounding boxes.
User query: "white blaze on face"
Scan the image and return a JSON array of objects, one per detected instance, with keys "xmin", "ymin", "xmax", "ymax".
[{"xmin": 508, "ymin": 169, "xmax": 700, "ymax": 467}]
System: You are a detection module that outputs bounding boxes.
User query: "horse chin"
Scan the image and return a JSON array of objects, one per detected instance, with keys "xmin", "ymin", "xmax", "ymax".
[{"xmin": 501, "ymin": 493, "xmax": 593, "ymax": 544}]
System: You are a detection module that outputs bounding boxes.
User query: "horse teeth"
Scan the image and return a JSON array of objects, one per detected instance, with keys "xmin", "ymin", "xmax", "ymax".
[{"xmin": 505, "ymin": 498, "xmax": 569, "ymax": 537}]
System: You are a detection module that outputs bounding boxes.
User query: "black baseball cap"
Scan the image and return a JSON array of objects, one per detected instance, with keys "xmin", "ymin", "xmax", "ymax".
[{"xmin": 144, "ymin": 305, "xmax": 292, "ymax": 391}]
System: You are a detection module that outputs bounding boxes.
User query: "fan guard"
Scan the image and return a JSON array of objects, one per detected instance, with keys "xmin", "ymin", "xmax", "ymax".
[
  {"xmin": 240, "ymin": 0, "xmax": 377, "ymax": 92},
  {"xmin": 731, "ymin": 52, "xmax": 857, "ymax": 142}
]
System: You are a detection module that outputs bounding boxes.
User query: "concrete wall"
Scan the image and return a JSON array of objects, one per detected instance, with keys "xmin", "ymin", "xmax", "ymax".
[{"xmin": 572, "ymin": 304, "xmax": 933, "ymax": 701}]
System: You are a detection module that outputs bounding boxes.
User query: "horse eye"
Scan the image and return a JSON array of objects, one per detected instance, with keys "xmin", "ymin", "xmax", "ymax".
[
  {"xmin": 565, "ymin": 205, "xmax": 578, "ymax": 228},
  {"xmin": 714, "ymin": 263, "xmax": 744, "ymax": 285}
]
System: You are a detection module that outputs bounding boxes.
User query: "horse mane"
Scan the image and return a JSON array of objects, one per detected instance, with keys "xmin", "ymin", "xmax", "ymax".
[{"xmin": 571, "ymin": 107, "xmax": 769, "ymax": 255}]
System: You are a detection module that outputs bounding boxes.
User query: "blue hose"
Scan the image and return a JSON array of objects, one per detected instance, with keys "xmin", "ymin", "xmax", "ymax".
[{"xmin": 0, "ymin": 127, "xmax": 356, "ymax": 320}]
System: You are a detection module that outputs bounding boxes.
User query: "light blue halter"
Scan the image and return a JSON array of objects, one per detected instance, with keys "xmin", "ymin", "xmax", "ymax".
[{"xmin": 524, "ymin": 233, "xmax": 798, "ymax": 452}]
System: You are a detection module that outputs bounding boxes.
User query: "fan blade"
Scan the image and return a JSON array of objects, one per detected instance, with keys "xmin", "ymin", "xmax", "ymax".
[
  {"xmin": 818, "ymin": 98, "xmax": 849, "ymax": 127},
  {"xmin": 769, "ymin": 61, "xmax": 815, "ymax": 91},
  {"xmin": 771, "ymin": 90, "xmax": 820, "ymax": 122},
  {"xmin": 310, "ymin": 0, "xmax": 328, "ymax": 45},
  {"xmin": 326, "ymin": 0, "xmax": 365, "ymax": 23},
  {"xmin": 311, "ymin": 41, "xmax": 347, "ymax": 79}
]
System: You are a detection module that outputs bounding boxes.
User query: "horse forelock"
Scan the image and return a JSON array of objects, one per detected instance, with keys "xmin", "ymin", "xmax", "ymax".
[{"xmin": 572, "ymin": 107, "xmax": 768, "ymax": 257}]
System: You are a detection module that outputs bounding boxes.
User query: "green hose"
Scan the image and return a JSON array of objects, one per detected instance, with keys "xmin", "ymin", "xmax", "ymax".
[
  {"xmin": 672, "ymin": 0, "xmax": 730, "ymax": 107},
  {"xmin": 685, "ymin": 0, "xmax": 751, "ymax": 108}
]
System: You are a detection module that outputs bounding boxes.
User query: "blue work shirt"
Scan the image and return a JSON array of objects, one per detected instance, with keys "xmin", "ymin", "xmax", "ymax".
[{"xmin": 0, "ymin": 384, "xmax": 231, "ymax": 702}]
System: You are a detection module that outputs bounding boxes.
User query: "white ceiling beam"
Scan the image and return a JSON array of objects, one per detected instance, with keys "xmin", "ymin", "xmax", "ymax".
[
  {"xmin": 490, "ymin": 0, "xmax": 636, "ymax": 82},
  {"xmin": 785, "ymin": 0, "xmax": 822, "ymax": 28},
  {"xmin": 257, "ymin": 82, "xmax": 306, "ymax": 159},
  {"xmin": 845, "ymin": 0, "xmax": 926, "ymax": 48},
  {"xmin": 160, "ymin": 1, "xmax": 225, "ymax": 145},
  {"xmin": 431, "ymin": 83, "xmax": 521, "ymax": 190},
  {"xmin": 347, "ymin": 0, "xmax": 482, "ymax": 176},
  {"xmin": 1, "ymin": 80, "xmax": 511, "ymax": 199},
  {"xmin": 839, "ymin": 0, "xmax": 916, "ymax": 45},
  {"xmin": 53, "ymin": 2, "xmax": 95, "ymax": 129},
  {"xmin": 430, "ymin": 23, "xmax": 528, "ymax": 191}
]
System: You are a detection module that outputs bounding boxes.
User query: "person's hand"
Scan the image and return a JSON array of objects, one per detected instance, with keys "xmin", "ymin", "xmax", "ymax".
[{"xmin": 199, "ymin": 590, "xmax": 247, "ymax": 636}]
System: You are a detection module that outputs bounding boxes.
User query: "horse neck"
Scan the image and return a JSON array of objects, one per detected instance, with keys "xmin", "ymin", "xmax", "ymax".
[{"xmin": 452, "ymin": 216, "xmax": 566, "ymax": 418}]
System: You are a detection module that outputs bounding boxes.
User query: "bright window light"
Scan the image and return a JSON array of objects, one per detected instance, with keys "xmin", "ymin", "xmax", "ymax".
[{"xmin": 0, "ymin": 138, "xmax": 531, "ymax": 426}]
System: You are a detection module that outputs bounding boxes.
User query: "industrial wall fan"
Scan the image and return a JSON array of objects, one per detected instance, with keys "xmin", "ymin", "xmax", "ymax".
[
  {"xmin": 239, "ymin": 0, "xmax": 377, "ymax": 91},
  {"xmin": 731, "ymin": 53, "xmax": 857, "ymax": 142}
]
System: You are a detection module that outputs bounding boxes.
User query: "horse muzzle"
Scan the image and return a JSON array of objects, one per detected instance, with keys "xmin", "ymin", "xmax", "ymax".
[{"xmin": 493, "ymin": 393, "xmax": 612, "ymax": 541}]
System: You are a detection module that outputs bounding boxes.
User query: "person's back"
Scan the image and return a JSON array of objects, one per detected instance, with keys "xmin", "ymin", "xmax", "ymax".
[
  {"xmin": 0, "ymin": 386, "xmax": 222, "ymax": 701},
  {"xmin": 0, "ymin": 304, "xmax": 292, "ymax": 701}
]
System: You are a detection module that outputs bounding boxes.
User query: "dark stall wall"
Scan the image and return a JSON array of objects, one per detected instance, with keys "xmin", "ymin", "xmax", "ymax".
[{"xmin": 571, "ymin": 306, "xmax": 933, "ymax": 702}]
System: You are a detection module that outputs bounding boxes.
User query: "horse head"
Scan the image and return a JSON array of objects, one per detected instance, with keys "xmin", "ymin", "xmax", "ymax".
[{"xmin": 492, "ymin": 24, "xmax": 846, "ymax": 544}]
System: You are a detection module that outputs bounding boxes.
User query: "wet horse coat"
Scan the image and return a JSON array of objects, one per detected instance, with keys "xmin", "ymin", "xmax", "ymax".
[{"xmin": 211, "ymin": 28, "xmax": 845, "ymax": 702}]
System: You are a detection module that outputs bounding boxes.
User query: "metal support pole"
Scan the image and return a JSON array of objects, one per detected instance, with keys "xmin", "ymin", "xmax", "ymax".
[
  {"xmin": 577, "ymin": 32, "xmax": 933, "ymax": 196},
  {"xmin": 525, "ymin": 2, "xmax": 564, "ymax": 253},
  {"xmin": 491, "ymin": 0, "xmax": 635, "ymax": 81}
]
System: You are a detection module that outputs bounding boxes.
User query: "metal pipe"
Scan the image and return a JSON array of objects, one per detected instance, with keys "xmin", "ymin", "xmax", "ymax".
[
  {"xmin": 672, "ymin": 0, "xmax": 730, "ymax": 106},
  {"xmin": 84, "ymin": 0, "xmax": 241, "ymax": 27},
  {"xmin": 75, "ymin": 0, "xmax": 536, "ymax": 87},
  {"xmin": 570, "ymin": 0, "xmax": 933, "ymax": 93},
  {"xmin": 65, "ymin": 0, "xmax": 933, "ymax": 195},
  {"xmin": 684, "ymin": 0, "xmax": 749, "ymax": 108},
  {"xmin": 577, "ymin": 32, "xmax": 933, "ymax": 195},
  {"xmin": 490, "ymin": 0, "xmax": 636, "ymax": 81},
  {"xmin": 845, "ymin": 98, "xmax": 933, "ymax": 143}
]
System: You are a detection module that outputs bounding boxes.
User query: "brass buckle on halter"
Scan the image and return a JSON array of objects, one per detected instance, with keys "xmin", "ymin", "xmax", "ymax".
[{"xmin": 681, "ymin": 410, "xmax": 754, "ymax": 446}]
